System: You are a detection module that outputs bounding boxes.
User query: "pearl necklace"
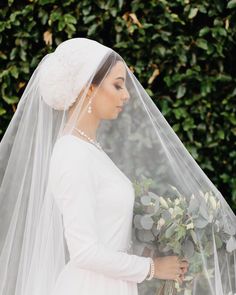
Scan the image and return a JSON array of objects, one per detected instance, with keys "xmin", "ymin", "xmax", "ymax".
[{"xmin": 73, "ymin": 127, "xmax": 103, "ymax": 151}]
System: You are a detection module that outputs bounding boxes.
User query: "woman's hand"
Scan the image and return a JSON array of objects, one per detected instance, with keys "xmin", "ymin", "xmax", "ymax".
[{"xmin": 153, "ymin": 256, "xmax": 189, "ymax": 284}]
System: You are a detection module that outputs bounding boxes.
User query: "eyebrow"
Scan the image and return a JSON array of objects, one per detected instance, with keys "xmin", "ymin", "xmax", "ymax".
[{"xmin": 115, "ymin": 77, "xmax": 125, "ymax": 81}]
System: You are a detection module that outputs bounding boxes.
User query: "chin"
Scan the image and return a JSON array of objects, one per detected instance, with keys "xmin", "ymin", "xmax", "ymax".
[
  {"xmin": 108, "ymin": 112, "xmax": 120, "ymax": 120},
  {"xmin": 101, "ymin": 110, "xmax": 121, "ymax": 120}
]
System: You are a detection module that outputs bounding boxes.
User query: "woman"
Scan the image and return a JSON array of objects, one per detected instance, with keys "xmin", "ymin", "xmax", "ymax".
[{"xmin": 0, "ymin": 38, "xmax": 235, "ymax": 295}]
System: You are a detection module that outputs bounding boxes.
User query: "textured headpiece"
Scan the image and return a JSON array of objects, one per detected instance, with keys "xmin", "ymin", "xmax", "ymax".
[{"xmin": 38, "ymin": 38, "xmax": 112, "ymax": 110}]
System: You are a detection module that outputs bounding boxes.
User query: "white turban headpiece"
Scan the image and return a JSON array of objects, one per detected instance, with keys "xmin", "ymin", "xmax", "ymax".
[{"xmin": 38, "ymin": 38, "xmax": 112, "ymax": 111}]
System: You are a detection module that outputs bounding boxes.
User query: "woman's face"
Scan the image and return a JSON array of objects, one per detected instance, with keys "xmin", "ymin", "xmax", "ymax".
[{"xmin": 91, "ymin": 61, "xmax": 130, "ymax": 120}]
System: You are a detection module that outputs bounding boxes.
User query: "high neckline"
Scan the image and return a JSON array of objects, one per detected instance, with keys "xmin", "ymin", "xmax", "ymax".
[{"xmin": 63, "ymin": 134, "xmax": 104, "ymax": 153}]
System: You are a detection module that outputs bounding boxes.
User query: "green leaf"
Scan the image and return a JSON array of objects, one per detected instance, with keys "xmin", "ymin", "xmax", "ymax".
[
  {"xmin": 190, "ymin": 230, "xmax": 198, "ymax": 245},
  {"xmin": 194, "ymin": 217, "xmax": 209, "ymax": 228},
  {"xmin": 39, "ymin": 0, "xmax": 57, "ymax": 5},
  {"xmin": 176, "ymin": 84, "xmax": 186, "ymax": 98},
  {"xmin": 228, "ymin": 115, "xmax": 236, "ymax": 125},
  {"xmin": 10, "ymin": 48, "xmax": 17, "ymax": 60},
  {"xmin": 3, "ymin": 95, "xmax": 19, "ymax": 104},
  {"xmin": 227, "ymin": 0, "xmax": 236, "ymax": 9},
  {"xmin": 0, "ymin": 108, "xmax": 6, "ymax": 116},
  {"xmin": 176, "ymin": 225, "xmax": 186, "ymax": 240},
  {"xmin": 10, "ymin": 65, "xmax": 19, "ymax": 78},
  {"xmin": 50, "ymin": 11, "xmax": 61, "ymax": 22},
  {"xmin": 140, "ymin": 215, "xmax": 154, "ymax": 230},
  {"xmin": 83, "ymin": 15, "xmax": 97, "ymax": 24},
  {"xmin": 199, "ymin": 27, "xmax": 210, "ymax": 37},
  {"xmin": 118, "ymin": 0, "xmax": 124, "ymax": 9},
  {"xmin": 64, "ymin": 14, "xmax": 77, "ymax": 24},
  {"xmin": 87, "ymin": 24, "xmax": 98, "ymax": 36},
  {"xmin": 217, "ymin": 130, "xmax": 225, "ymax": 139},
  {"xmin": 141, "ymin": 195, "xmax": 151, "ymax": 205},
  {"xmin": 196, "ymin": 38, "xmax": 208, "ymax": 50},
  {"xmin": 165, "ymin": 223, "xmax": 177, "ymax": 238},
  {"xmin": 58, "ymin": 19, "xmax": 66, "ymax": 31},
  {"xmin": 188, "ymin": 8, "xmax": 198, "ymax": 19}
]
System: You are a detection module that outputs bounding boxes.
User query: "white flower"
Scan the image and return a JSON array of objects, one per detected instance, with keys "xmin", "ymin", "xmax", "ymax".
[
  {"xmin": 157, "ymin": 218, "xmax": 165, "ymax": 230},
  {"xmin": 169, "ymin": 208, "xmax": 174, "ymax": 215},
  {"xmin": 226, "ymin": 236, "xmax": 236, "ymax": 253},
  {"xmin": 159, "ymin": 197, "xmax": 168, "ymax": 209},
  {"xmin": 172, "ymin": 205, "xmax": 183, "ymax": 218},
  {"xmin": 175, "ymin": 198, "xmax": 180, "ymax": 206},
  {"xmin": 209, "ymin": 195, "xmax": 217, "ymax": 210},
  {"xmin": 204, "ymin": 192, "xmax": 209, "ymax": 202},
  {"xmin": 186, "ymin": 222, "xmax": 194, "ymax": 230}
]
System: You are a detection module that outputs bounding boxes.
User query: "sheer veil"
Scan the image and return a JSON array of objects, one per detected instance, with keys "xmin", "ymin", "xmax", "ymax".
[{"xmin": 0, "ymin": 38, "xmax": 235, "ymax": 295}]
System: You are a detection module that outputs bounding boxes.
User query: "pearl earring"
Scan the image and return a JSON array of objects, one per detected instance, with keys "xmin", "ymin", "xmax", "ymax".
[{"xmin": 87, "ymin": 96, "xmax": 93, "ymax": 114}]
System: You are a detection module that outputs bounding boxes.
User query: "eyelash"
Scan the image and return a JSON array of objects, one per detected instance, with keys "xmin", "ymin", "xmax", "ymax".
[{"xmin": 114, "ymin": 84, "xmax": 123, "ymax": 90}]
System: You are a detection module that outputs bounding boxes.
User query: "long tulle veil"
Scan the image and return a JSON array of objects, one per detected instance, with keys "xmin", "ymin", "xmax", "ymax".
[{"xmin": 0, "ymin": 38, "xmax": 235, "ymax": 295}]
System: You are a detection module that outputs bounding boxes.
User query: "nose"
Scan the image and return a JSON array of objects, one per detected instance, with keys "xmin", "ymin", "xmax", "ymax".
[{"xmin": 122, "ymin": 88, "xmax": 130, "ymax": 105}]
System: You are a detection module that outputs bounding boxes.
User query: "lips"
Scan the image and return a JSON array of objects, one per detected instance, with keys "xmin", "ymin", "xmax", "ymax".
[{"xmin": 117, "ymin": 106, "xmax": 123, "ymax": 111}]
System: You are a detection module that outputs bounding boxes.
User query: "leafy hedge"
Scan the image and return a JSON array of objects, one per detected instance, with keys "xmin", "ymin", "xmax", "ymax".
[{"xmin": 0, "ymin": 0, "xmax": 236, "ymax": 211}]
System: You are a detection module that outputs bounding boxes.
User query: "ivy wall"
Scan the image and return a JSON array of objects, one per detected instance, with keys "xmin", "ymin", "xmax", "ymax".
[{"xmin": 0, "ymin": 0, "xmax": 235, "ymax": 211}]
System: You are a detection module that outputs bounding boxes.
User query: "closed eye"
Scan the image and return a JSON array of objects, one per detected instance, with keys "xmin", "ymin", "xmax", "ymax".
[{"xmin": 114, "ymin": 84, "xmax": 123, "ymax": 90}]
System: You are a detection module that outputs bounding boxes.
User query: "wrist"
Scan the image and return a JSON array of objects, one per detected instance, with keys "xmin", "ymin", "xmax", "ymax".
[{"xmin": 146, "ymin": 257, "xmax": 155, "ymax": 281}]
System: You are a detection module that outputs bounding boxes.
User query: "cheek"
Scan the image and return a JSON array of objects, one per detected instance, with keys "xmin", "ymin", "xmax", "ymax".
[
  {"xmin": 104, "ymin": 84, "xmax": 117, "ymax": 99},
  {"xmin": 97, "ymin": 85, "xmax": 117, "ymax": 108}
]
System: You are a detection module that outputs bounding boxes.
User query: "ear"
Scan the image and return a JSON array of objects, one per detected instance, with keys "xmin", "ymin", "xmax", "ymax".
[{"xmin": 87, "ymin": 84, "xmax": 96, "ymax": 97}]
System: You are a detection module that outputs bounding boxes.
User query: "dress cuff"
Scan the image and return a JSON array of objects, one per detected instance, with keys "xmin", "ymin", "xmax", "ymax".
[{"xmin": 137, "ymin": 257, "xmax": 152, "ymax": 283}]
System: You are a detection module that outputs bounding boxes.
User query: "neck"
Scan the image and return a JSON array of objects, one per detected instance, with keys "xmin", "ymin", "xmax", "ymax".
[
  {"xmin": 67, "ymin": 108, "xmax": 101, "ymax": 141},
  {"xmin": 75, "ymin": 115, "xmax": 101, "ymax": 140}
]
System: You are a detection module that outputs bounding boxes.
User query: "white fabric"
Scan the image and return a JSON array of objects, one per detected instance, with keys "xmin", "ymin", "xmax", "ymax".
[
  {"xmin": 39, "ymin": 38, "xmax": 112, "ymax": 110},
  {"xmin": 1, "ymin": 37, "xmax": 235, "ymax": 295},
  {"xmin": 48, "ymin": 135, "xmax": 151, "ymax": 295}
]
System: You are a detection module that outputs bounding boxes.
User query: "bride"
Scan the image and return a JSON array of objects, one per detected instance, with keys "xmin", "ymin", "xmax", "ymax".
[{"xmin": 0, "ymin": 38, "xmax": 235, "ymax": 295}]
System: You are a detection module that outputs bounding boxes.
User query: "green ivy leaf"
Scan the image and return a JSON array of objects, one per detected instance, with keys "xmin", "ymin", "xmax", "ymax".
[
  {"xmin": 188, "ymin": 8, "xmax": 198, "ymax": 19},
  {"xmin": 196, "ymin": 38, "xmax": 208, "ymax": 50},
  {"xmin": 227, "ymin": 0, "xmax": 236, "ymax": 9}
]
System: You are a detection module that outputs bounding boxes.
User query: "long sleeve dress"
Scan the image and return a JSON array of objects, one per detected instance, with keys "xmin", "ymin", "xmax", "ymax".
[{"xmin": 48, "ymin": 134, "xmax": 152, "ymax": 295}]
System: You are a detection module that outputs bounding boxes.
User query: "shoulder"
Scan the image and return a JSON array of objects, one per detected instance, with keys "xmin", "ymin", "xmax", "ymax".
[
  {"xmin": 49, "ymin": 135, "xmax": 99, "ymax": 190},
  {"xmin": 50, "ymin": 135, "xmax": 95, "ymax": 174},
  {"xmin": 52, "ymin": 135, "xmax": 91, "ymax": 158}
]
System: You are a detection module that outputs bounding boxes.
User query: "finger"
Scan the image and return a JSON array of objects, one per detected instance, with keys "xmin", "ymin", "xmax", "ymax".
[
  {"xmin": 179, "ymin": 274, "xmax": 184, "ymax": 284},
  {"xmin": 180, "ymin": 266, "xmax": 188, "ymax": 274},
  {"xmin": 180, "ymin": 268, "xmax": 185, "ymax": 274},
  {"xmin": 180, "ymin": 261, "xmax": 189, "ymax": 268},
  {"xmin": 182, "ymin": 260, "xmax": 189, "ymax": 267}
]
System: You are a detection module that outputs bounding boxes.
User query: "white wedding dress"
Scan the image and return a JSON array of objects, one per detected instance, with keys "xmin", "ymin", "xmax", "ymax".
[{"xmin": 48, "ymin": 134, "xmax": 151, "ymax": 295}]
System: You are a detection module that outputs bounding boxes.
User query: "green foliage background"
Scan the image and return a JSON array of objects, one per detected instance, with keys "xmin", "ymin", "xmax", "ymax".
[{"xmin": 0, "ymin": 0, "xmax": 236, "ymax": 211}]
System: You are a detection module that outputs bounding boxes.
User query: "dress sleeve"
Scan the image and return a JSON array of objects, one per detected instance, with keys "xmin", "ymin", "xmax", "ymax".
[{"xmin": 49, "ymin": 139, "xmax": 151, "ymax": 284}]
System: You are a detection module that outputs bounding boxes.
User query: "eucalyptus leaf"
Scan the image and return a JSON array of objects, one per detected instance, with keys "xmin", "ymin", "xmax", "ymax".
[
  {"xmin": 165, "ymin": 223, "xmax": 177, "ymax": 238},
  {"xmin": 140, "ymin": 215, "xmax": 154, "ymax": 230},
  {"xmin": 133, "ymin": 214, "xmax": 143, "ymax": 230},
  {"xmin": 224, "ymin": 223, "xmax": 236, "ymax": 235},
  {"xmin": 182, "ymin": 240, "xmax": 195, "ymax": 258},
  {"xmin": 188, "ymin": 196, "xmax": 199, "ymax": 214},
  {"xmin": 137, "ymin": 229, "xmax": 155, "ymax": 243},
  {"xmin": 140, "ymin": 195, "xmax": 151, "ymax": 206},
  {"xmin": 194, "ymin": 217, "xmax": 209, "ymax": 229},
  {"xmin": 199, "ymin": 202, "xmax": 209, "ymax": 220}
]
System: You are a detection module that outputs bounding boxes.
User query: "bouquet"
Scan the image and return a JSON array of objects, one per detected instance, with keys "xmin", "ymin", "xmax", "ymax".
[{"xmin": 132, "ymin": 177, "xmax": 236, "ymax": 295}]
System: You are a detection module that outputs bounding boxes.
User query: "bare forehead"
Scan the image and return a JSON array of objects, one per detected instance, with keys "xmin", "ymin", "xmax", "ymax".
[{"xmin": 108, "ymin": 61, "xmax": 126, "ymax": 80}]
